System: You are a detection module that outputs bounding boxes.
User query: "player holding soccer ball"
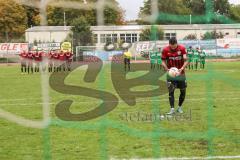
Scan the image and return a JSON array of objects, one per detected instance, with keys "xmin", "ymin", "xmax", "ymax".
[{"xmin": 161, "ymin": 38, "xmax": 189, "ymax": 115}]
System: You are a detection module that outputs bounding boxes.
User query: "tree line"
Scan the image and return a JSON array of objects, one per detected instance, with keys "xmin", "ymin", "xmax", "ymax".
[
  {"xmin": 138, "ymin": 0, "xmax": 240, "ymax": 24},
  {"xmin": 0, "ymin": 0, "xmax": 124, "ymax": 43}
]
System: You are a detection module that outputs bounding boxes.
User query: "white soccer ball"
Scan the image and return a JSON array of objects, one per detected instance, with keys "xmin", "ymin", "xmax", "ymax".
[
  {"xmin": 105, "ymin": 44, "xmax": 115, "ymax": 50},
  {"xmin": 168, "ymin": 67, "xmax": 180, "ymax": 78}
]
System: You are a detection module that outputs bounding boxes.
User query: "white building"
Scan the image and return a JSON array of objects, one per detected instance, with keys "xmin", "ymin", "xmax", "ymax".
[
  {"xmin": 25, "ymin": 24, "xmax": 240, "ymax": 46},
  {"xmin": 91, "ymin": 24, "xmax": 240, "ymax": 46},
  {"xmin": 25, "ymin": 26, "xmax": 72, "ymax": 43}
]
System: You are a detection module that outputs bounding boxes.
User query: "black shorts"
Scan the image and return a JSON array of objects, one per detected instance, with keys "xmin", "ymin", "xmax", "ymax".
[
  {"xmin": 167, "ymin": 76, "xmax": 187, "ymax": 90},
  {"xmin": 124, "ymin": 58, "xmax": 130, "ymax": 65}
]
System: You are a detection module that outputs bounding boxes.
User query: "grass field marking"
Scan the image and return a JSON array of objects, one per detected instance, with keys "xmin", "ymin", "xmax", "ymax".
[
  {"xmin": 110, "ymin": 155, "xmax": 240, "ymax": 160},
  {"xmin": 0, "ymin": 108, "xmax": 48, "ymax": 128},
  {"xmin": 1, "ymin": 96, "xmax": 239, "ymax": 106},
  {"xmin": 0, "ymin": 91, "xmax": 239, "ymax": 102}
]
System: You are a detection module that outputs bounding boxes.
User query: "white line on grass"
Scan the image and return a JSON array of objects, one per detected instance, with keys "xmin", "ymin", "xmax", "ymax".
[
  {"xmin": 0, "ymin": 91, "xmax": 239, "ymax": 103},
  {"xmin": 0, "ymin": 97, "xmax": 240, "ymax": 106},
  {"xmin": 111, "ymin": 155, "xmax": 240, "ymax": 160}
]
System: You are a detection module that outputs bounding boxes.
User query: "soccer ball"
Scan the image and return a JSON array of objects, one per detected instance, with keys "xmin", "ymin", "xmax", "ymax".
[
  {"xmin": 168, "ymin": 67, "xmax": 180, "ymax": 78},
  {"xmin": 121, "ymin": 42, "xmax": 132, "ymax": 49},
  {"xmin": 104, "ymin": 43, "xmax": 116, "ymax": 51}
]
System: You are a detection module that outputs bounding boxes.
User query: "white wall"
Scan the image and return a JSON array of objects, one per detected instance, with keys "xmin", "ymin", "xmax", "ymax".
[{"xmin": 26, "ymin": 31, "xmax": 72, "ymax": 43}]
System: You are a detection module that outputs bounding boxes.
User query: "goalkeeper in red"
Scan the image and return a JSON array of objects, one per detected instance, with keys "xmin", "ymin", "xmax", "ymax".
[{"xmin": 161, "ymin": 38, "xmax": 189, "ymax": 115}]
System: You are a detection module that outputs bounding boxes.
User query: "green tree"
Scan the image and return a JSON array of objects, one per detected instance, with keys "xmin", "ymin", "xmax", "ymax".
[
  {"xmin": 23, "ymin": 6, "xmax": 40, "ymax": 27},
  {"xmin": 229, "ymin": 5, "xmax": 240, "ymax": 22},
  {"xmin": 214, "ymin": 0, "xmax": 230, "ymax": 15},
  {"xmin": 71, "ymin": 16, "xmax": 92, "ymax": 46},
  {"xmin": 183, "ymin": 0, "xmax": 205, "ymax": 15},
  {"xmin": 0, "ymin": 0, "xmax": 27, "ymax": 42},
  {"xmin": 201, "ymin": 30, "xmax": 224, "ymax": 40},
  {"xmin": 47, "ymin": 0, "xmax": 124, "ymax": 26},
  {"xmin": 139, "ymin": 26, "xmax": 164, "ymax": 41},
  {"xmin": 139, "ymin": 0, "xmax": 191, "ymax": 24},
  {"xmin": 139, "ymin": 0, "xmax": 233, "ymax": 24},
  {"xmin": 184, "ymin": 34, "xmax": 197, "ymax": 40}
]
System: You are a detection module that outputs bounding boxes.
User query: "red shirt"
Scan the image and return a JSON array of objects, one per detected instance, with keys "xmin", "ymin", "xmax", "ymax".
[
  {"xmin": 161, "ymin": 45, "xmax": 187, "ymax": 74},
  {"xmin": 65, "ymin": 52, "xmax": 73, "ymax": 60},
  {"xmin": 49, "ymin": 52, "xmax": 54, "ymax": 59},
  {"xmin": 59, "ymin": 53, "xmax": 66, "ymax": 61},
  {"xmin": 27, "ymin": 52, "xmax": 34, "ymax": 59},
  {"xmin": 53, "ymin": 53, "xmax": 59, "ymax": 60},
  {"xmin": 34, "ymin": 52, "xmax": 42, "ymax": 61},
  {"xmin": 20, "ymin": 51, "xmax": 27, "ymax": 58}
]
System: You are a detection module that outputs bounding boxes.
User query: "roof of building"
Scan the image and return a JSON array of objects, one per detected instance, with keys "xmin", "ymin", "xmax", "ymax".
[
  {"xmin": 91, "ymin": 24, "xmax": 240, "ymax": 31},
  {"xmin": 25, "ymin": 24, "xmax": 240, "ymax": 32},
  {"xmin": 26, "ymin": 26, "xmax": 72, "ymax": 32}
]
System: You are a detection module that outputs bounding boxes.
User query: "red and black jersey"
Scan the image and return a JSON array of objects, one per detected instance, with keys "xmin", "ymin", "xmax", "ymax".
[
  {"xmin": 27, "ymin": 52, "xmax": 34, "ymax": 59},
  {"xmin": 48, "ymin": 51, "xmax": 54, "ymax": 59},
  {"xmin": 59, "ymin": 52, "xmax": 66, "ymax": 61},
  {"xmin": 20, "ymin": 51, "xmax": 27, "ymax": 58},
  {"xmin": 53, "ymin": 52, "xmax": 59, "ymax": 60},
  {"xmin": 161, "ymin": 45, "xmax": 187, "ymax": 74},
  {"xmin": 34, "ymin": 52, "xmax": 42, "ymax": 61},
  {"xmin": 65, "ymin": 52, "xmax": 73, "ymax": 61}
]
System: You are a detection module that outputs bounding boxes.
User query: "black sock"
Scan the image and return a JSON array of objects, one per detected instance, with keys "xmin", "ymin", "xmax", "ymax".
[
  {"xmin": 169, "ymin": 91, "xmax": 175, "ymax": 108},
  {"xmin": 179, "ymin": 89, "xmax": 186, "ymax": 107}
]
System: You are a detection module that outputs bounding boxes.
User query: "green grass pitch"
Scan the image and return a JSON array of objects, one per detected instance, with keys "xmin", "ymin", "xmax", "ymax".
[{"xmin": 0, "ymin": 61, "xmax": 239, "ymax": 159}]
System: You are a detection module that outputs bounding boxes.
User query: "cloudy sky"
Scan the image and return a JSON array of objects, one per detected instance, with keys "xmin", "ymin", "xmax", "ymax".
[{"xmin": 117, "ymin": 0, "xmax": 240, "ymax": 20}]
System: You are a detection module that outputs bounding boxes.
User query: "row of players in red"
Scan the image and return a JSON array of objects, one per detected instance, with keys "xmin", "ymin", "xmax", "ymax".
[{"xmin": 19, "ymin": 50, "xmax": 73, "ymax": 62}]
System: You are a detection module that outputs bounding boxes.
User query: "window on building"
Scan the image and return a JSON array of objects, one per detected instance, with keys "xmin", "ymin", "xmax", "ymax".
[
  {"xmin": 106, "ymin": 34, "xmax": 112, "ymax": 43},
  {"xmin": 225, "ymin": 32, "xmax": 229, "ymax": 35},
  {"xmin": 164, "ymin": 33, "xmax": 176, "ymax": 40},
  {"xmin": 112, "ymin": 34, "xmax": 117, "ymax": 43},
  {"xmin": 120, "ymin": 34, "xmax": 126, "ymax": 42},
  {"xmin": 132, "ymin": 34, "xmax": 138, "ymax": 42},
  {"xmin": 126, "ymin": 34, "xmax": 131, "ymax": 43},
  {"xmin": 93, "ymin": 34, "xmax": 98, "ymax": 43},
  {"xmin": 237, "ymin": 32, "xmax": 240, "ymax": 38},
  {"xmin": 100, "ymin": 34, "xmax": 118, "ymax": 43},
  {"xmin": 100, "ymin": 34, "xmax": 106, "ymax": 43}
]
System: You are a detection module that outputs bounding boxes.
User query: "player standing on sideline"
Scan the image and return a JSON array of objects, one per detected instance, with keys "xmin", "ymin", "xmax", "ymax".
[
  {"xmin": 53, "ymin": 50, "xmax": 60, "ymax": 72},
  {"xmin": 199, "ymin": 49, "xmax": 206, "ymax": 69},
  {"xmin": 157, "ymin": 48, "xmax": 162, "ymax": 70},
  {"xmin": 187, "ymin": 46, "xmax": 194, "ymax": 70},
  {"xmin": 161, "ymin": 38, "xmax": 189, "ymax": 115},
  {"xmin": 59, "ymin": 51, "xmax": 66, "ymax": 71},
  {"xmin": 33, "ymin": 51, "xmax": 42, "ymax": 72},
  {"xmin": 27, "ymin": 51, "xmax": 34, "ymax": 74},
  {"xmin": 123, "ymin": 48, "xmax": 132, "ymax": 71},
  {"xmin": 48, "ymin": 50, "xmax": 54, "ymax": 72},
  {"xmin": 149, "ymin": 50, "xmax": 157, "ymax": 70},
  {"xmin": 193, "ymin": 47, "xmax": 200, "ymax": 70},
  {"xmin": 19, "ymin": 50, "xmax": 28, "ymax": 74},
  {"xmin": 65, "ymin": 51, "xmax": 73, "ymax": 71}
]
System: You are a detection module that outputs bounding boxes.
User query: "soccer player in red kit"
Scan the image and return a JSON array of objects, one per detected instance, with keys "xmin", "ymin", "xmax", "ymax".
[
  {"xmin": 33, "ymin": 51, "xmax": 42, "ymax": 72},
  {"xmin": 27, "ymin": 51, "xmax": 34, "ymax": 74},
  {"xmin": 53, "ymin": 51, "xmax": 60, "ymax": 72},
  {"xmin": 48, "ymin": 50, "xmax": 54, "ymax": 72},
  {"xmin": 65, "ymin": 51, "xmax": 73, "ymax": 71},
  {"xmin": 161, "ymin": 38, "xmax": 189, "ymax": 115},
  {"xmin": 19, "ymin": 50, "xmax": 28, "ymax": 73},
  {"xmin": 59, "ymin": 51, "xmax": 66, "ymax": 71}
]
